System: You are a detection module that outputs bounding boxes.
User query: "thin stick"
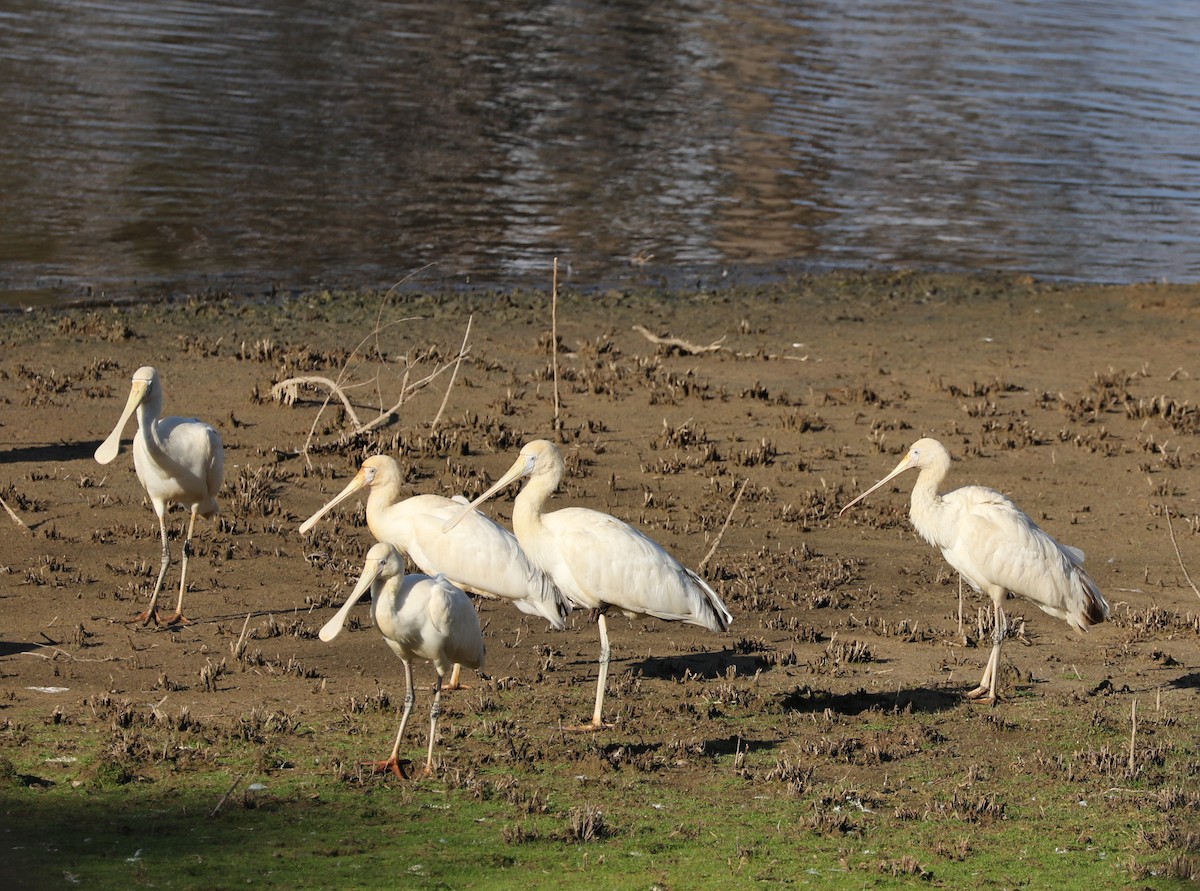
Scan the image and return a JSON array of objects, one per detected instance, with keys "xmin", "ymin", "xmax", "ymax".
[
  {"xmin": 270, "ymin": 376, "xmax": 364, "ymax": 428},
  {"xmin": 699, "ymin": 478, "xmax": 749, "ymax": 572},
  {"xmin": 1127, "ymin": 699, "xmax": 1138, "ymax": 777},
  {"xmin": 0, "ymin": 492, "xmax": 27, "ymax": 530},
  {"xmin": 552, "ymin": 258, "xmax": 560, "ymax": 425},
  {"xmin": 431, "ymin": 314, "xmax": 473, "ymax": 433},
  {"xmin": 1163, "ymin": 505, "xmax": 1200, "ymax": 600},
  {"xmin": 232, "ymin": 612, "xmax": 252, "ymax": 661},
  {"xmin": 211, "ymin": 770, "xmax": 249, "ymax": 817},
  {"xmin": 632, "ymin": 325, "xmax": 727, "ymax": 355}
]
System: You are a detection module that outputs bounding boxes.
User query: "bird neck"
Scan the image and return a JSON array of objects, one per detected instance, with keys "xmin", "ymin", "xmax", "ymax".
[
  {"xmin": 512, "ymin": 477, "xmax": 553, "ymax": 541},
  {"xmin": 908, "ymin": 465, "xmax": 948, "ymax": 546},
  {"xmin": 135, "ymin": 401, "xmax": 169, "ymax": 459},
  {"xmin": 366, "ymin": 475, "xmax": 403, "ymax": 520}
]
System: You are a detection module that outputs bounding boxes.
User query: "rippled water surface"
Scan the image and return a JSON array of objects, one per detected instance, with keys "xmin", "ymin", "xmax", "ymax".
[{"xmin": 3, "ymin": 0, "xmax": 1199, "ymax": 304}]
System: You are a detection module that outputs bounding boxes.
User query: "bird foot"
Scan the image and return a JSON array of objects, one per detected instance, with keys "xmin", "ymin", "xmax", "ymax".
[
  {"xmin": 128, "ymin": 608, "xmax": 163, "ymax": 627},
  {"xmin": 442, "ymin": 682, "xmax": 471, "ymax": 691},
  {"xmin": 964, "ymin": 686, "xmax": 1001, "ymax": 703},
  {"xmin": 127, "ymin": 608, "xmax": 192, "ymax": 627},
  {"xmin": 363, "ymin": 757, "xmax": 411, "ymax": 779},
  {"xmin": 562, "ymin": 721, "xmax": 614, "ymax": 733}
]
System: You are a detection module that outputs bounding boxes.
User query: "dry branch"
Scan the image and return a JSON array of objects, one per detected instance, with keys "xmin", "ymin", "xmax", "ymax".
[
  {"xmin": 269, "ymin": 281, "xmax": 472, "ymax": 457},
  {"xmin": 1163, "ymin": 505, "xmax": 1200, "ymax": 601},
  {"xmin": 633, "ymin": 325, "xmax": 727, "ymax": 355},
  {"xmin": 699, "ymin": 478, "xmax": 749, "ymax": 572},
  {"xmin": 1, "ymin": 492, "xmax": 27, "ymax": 530},
  {"xmin": 270, "ymin": 376, "xmax": 363, "ymax": 428},
  {"xmin": 430, "ymin": 314, "xmax": 473, "ymax": 433},
  {"xmin": 552, "ymin": 259, "xmax": 561, "ymax": 424}
]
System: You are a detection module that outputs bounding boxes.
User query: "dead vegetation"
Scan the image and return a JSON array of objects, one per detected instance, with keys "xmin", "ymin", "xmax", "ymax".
[{"xmin": 0, "ymin": 277, "xmax": 1199, "ymax": 885}]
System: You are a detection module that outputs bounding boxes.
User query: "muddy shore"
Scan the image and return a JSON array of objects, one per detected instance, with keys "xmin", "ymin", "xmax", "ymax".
[{"xmin": 1, "ymin": 271, "xmax": 1198, "ymax": 845}]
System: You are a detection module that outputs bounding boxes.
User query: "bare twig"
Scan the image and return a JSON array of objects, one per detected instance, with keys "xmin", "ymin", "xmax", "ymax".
[
  {"xmin": 699, "ymin": 478, "xmax": 749, "ymax": 572},
  {"xmin": 552, "ymin": 259, "xmax": 561, "ymax": 425},
  {"xmin": 270, "ymin": 270, "xmax": 474, "ymax": 456},
  {"xmin": 0, "ymin": 492, "xmax": 27, "ymax": 531},
  {"xmin": 431, "ymin": 314, "xmax": 472, "ymax": 433},
  {"xmin": 270, "ymin": 376, "xmax": 364, "ymax": 428},
  {"xmin": 1163, "ymin": 505, "xmax": 1200, "ymax": 600},
  {"xmin": 1127, "ymin": 699, "xmax": 1138, "ymax": 776},
  {"xmin": 232, "ymin": 612, "xmax": 252, "ymax": 661},
  {"xmin": 21, "ymin": 648, "xmax": 125, "ymax": 664},
  {"xmin": 632, "ymin": 325, "xmax": 727, "ymax": 355},
  {"xmin": 211, "ymin": 770, "xmax": 249, "ymax": 817}
]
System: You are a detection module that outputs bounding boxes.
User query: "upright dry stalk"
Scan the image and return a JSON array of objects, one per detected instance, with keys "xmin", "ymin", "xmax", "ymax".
[
  {"xmin": 1127, "ymin": 698, "xmax": 1138, "ymax": 776},
  {"xmin": 430, "ymin": 313, "xmax": 473, "ymax": 433},
  {"xmin": 551, "ymin": 258, "xmax": 560, "ymax": 425}
]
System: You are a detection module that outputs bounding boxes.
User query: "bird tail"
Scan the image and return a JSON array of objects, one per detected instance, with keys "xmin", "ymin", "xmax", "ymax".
[
  {"xmin": 516, "ymin": 572, "xmax": 572, "ymax": 631},
  {"xmin": 1068, "ymin": 565, "xmax": 1110, "ymax": 632},
  {"xmin": 686, "ymin": 569, "xmax": 734, "ymax": 634}
]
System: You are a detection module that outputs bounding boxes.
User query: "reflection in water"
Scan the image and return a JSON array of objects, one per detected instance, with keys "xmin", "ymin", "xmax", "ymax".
[{"xmin": 1, "ymin": 0, "xmax": 1199, "ymax": 304}]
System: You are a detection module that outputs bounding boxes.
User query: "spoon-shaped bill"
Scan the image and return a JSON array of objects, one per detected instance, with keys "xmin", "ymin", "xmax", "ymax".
[
  {"xmin": 318, "ymin": 557, "xmax": 382, "ymax": 642},
  {"xmin": 442, "ymin": 453, "xmax": 535, "ymax": 533},
  {"xmin": 300, "ymin": 470, "xmax": 368, "ymax": 534},
  {"xmin": 837, "ymin": 451, "xmax": 918, "ymax": 517},
  {"xmin": 94, "ymin": 380, "xmax": 150, "ymax": 465}
]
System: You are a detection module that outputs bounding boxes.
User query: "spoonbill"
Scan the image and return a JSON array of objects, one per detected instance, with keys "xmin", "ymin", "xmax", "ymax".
[
  {"xmin": 299, "ymin": 455, "xmax": 568, "ymax": 687},
  {"xmin": 839, "ymin": 437, "xmax": 1109, "ymax": 701},
  {"xmin": 320, "ymin": 542, "xmax": 485, "ymax": 777},
  {"xmin": 446, "ymin": 439, "xmax": 732, "ymax": 730},
  {"xmin": 95, "ymin": 366, "xmax": 224, "ymax": 626}
]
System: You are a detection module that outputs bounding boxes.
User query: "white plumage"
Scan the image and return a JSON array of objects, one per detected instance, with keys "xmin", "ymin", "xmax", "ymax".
[
  {"xmin": 447, "ymin": 439, "xmax": 732, "ymax": 729},
  {"xmin": 840, "ymin": 437, "xmax": 1109, "ymax": 700},
  {"xmin": 320, "ymin": 542, "xmax": 485, "ymax": 777},
  {"xmin": 300, "ymin": 455, "xmax": 569, "ymax": 632},
  {"xmin": 95, "ymin": 366, "xmax": 224, "ymax": 625}
]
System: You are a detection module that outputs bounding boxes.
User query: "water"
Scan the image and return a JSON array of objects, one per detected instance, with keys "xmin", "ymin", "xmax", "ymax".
[{"xmin": 2, "ymin": 0, "xmax": 1199, "ymax": 305}]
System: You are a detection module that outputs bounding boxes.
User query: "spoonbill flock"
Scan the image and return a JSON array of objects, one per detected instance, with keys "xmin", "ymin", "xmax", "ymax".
[
  {"xmin": 86, "ymin": 365, "xmax": 1113, "ymax": 774},
  {"xmin": 299, "ymin": 454, "xmax": 568, "ymax": 687}
]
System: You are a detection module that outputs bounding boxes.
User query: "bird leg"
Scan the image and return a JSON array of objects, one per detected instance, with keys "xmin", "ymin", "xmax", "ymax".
[
  {"xmin": 966, "ymin": 601, "xmax": 1006, "ymax": 702},
  {"xmin": 365, "ymin": 660, "xmax": 415, "ymax": 779},
  {"xmin": 422, "ymin": 673, "xmax": 444, "ymax": 777},
  {"xmin": 443, "ymin": 663, "xmax": 469, "ymax": 691},
  {"xmin": 131, "ymin": 510, "xmax": 172, "ymax": 626},
  {"xmin": 160, "ymin": 507, "xmax": 199, "ymax": 626},
  {"xmin": 566, "ymin": 612, "xmax": 614, "ymax": 731}
]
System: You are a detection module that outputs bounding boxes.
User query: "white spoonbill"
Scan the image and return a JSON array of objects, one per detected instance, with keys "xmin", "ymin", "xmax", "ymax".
[
  {"xmin": 838, "ymin": 437, "xmax": 1109, "ymax": 701},
  {"xmin": 299, "ymin": 455, "xmax": 569, "ymax": 677},
  {"xmin": 320, "ymin": 542, "xmax": 485, "ymax": 777},
  {"xmin": 447, "ymin": 439, "xmax": 732, "ymax": 730},
  {"xmin": 95, "ymin": 366, "xmax": 224, "ymax": 626}
]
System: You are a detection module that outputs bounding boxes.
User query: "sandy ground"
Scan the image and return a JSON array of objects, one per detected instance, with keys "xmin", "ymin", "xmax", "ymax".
[{"xmin": 1, "ymin": 271, "xmax": 1198, "ymax": 812}]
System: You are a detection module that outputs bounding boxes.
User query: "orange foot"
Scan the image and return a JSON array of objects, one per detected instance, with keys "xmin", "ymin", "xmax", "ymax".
[
  {"xmin": 363, "ymin": 757, "xmax": 412, "ymax": 779},
  {"xmin": 127, "ymin": 609, "xmax": 191, "ymax": 627},
  {"xmin": 128, "ymin": 609, "xmax": 163, "ymax": 627}
]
